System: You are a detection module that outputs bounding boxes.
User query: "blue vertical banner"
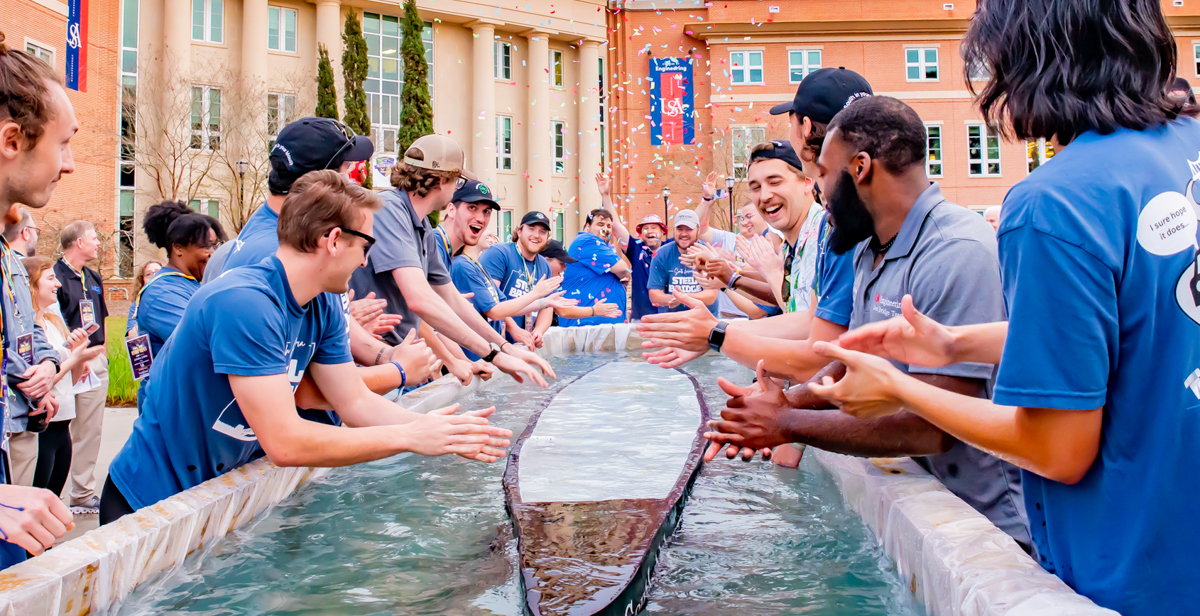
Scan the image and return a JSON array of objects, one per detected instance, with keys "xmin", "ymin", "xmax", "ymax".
[
  {"xmin": 649, "ymin": 58, "xmax": 694, "ymax": 146},
  {"xmin": 66, "ymin": 0, "xmax": 89, "ymax": 92}
]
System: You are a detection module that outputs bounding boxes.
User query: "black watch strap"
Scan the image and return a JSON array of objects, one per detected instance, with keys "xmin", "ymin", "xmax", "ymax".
[
  {"xmin": 482, "ymin": 343, "xmax": 501, "ymax": 363},
  {"xmin": 708, "ymin": 320, "xmax": 729, "ymax": 352}
]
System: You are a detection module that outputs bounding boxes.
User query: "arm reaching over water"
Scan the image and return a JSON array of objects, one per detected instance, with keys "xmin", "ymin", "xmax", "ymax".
[{"xmin": 836, "ymin": 294, "xmax": 1008, "ymax": 367}]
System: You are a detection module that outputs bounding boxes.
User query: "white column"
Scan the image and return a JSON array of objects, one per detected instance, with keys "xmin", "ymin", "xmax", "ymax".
[
  {"xmin": 471, "ymin": 22, "xmax": 497, "ymax": 184},
  {"xmin": 242, "ymin": 0, "xmax": 269, "ymax": 89},
  {"xmin": 162, "ymin": 0, "xmax": 191, "ymax": 76},
  {"xmin": 575, "ymin": 39, "xmax": 603, "ymax": 237},
  {"xmin": 526, "ymin": 31, "xmax": 551, "ymax": 217},
  {"xmin": 316, "ymin": 1, "xmax": 343, "ymax": 86}
]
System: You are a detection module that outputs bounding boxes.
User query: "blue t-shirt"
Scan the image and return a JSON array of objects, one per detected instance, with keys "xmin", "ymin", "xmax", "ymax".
[
  {"xmin": 134, "ymin": 268, "xmax": 199, "ymax": 357},
  {"xmin": 433, "ymin": 226, "xmax": 453, "ymax": 271},
  {"xmin": 812, "ymin": 221, "xmax": 855, "ymax": 327},
  {"xmin": 450, "ymin": 254, "xmax": 506, "ymax": 360},
  {"xmin": 220, "ymin": 202, "xmax": 278, "ymax": 273},
  {"xmin": 108, "ymin": 256, "xmax": 352, "ymax": 510},
  {"xmin": 625, "ymin": 238, "xmax": 666, "ymax": 320},
  {"xmin": 478, "ymin": 242, "xmax": 551, "ymax": 335},
  {"xmin": 646, "ymin": 241, "xmax": 718, "ymax": 316},
  {"xmin": 992, "ymin": 120, "xmax": 1200, "ymax": 615},
  {"xmin": 560, "ymin": 232, "xmax": 627, "ymax": 326}
]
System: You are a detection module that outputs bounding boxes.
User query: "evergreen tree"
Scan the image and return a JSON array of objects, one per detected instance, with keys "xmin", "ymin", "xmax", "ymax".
[
  {"xmin": 397, "ymin": 0, "xmax": 433, "ymax": 155},
  {"xmin": 315, "ymin": 44, "xmax": 339, "ymax": 120},
  {"xmin": 342, "ymin": 8, "xmax": 372, "ymax": 187}
]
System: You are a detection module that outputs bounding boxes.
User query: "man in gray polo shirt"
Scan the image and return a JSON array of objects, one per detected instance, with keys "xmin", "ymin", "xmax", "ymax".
[
  {"xmin": 704, "ymin": 96, "xmax": 1029, "ymax": 548},
  {"xmin": 348, "ymin": 134, "xmax": 554, "ymax": 387}
]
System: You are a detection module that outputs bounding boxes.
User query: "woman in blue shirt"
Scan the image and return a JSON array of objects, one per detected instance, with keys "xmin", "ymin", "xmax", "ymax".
[{"xmin": 132, "ymin": 202, "xmax": 226, "ymax": 410}]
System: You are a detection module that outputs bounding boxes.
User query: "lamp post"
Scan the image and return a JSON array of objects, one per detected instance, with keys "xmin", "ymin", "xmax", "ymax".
[
  {"xmin": 725, "ymin": 176, "xmax": 735, "ymax": 231},
  {"xmin": 235, "ymin": 158, "xmax": 248, "ymax": 219},
  {"xmin": 661, "ymin": 186, "xmax": 671, "ymax": 235}
]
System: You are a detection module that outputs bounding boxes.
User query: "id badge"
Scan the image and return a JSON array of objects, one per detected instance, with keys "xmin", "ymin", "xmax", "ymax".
[
  {"xmin": 126, "ymin": 334, "xmax": 153, "ymax": 381},
  {"xmin": 16, "ymin": 333, "xmax": 33, "ymax": 365},
  {"xmin": 80, "ymin": 300, "xmax": 98, "ymax": 334}
]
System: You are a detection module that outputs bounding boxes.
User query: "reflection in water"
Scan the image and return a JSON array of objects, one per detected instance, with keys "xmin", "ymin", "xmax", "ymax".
[{"xmin": 118, "ymin": 353, "xmax": 922, "ymax": 616}]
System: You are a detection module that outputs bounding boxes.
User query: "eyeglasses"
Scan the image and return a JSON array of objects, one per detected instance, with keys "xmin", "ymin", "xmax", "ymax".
[
  {"xmin": 323, "ymin": 121, "xmax": 359, "ymax": 170},
  {"xmin": 331, "ymin": 227, "xmax": 376, "ymax": 253}
]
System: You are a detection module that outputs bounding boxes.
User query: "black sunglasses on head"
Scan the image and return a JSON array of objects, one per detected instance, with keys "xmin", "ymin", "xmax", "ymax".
[{"xmin": 324, "ymin": 121, "xmax": 360, "ymax": 170}]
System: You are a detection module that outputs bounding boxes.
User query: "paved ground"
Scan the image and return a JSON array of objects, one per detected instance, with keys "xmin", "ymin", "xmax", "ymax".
[{"xmin": 59, "ymin": 406, "xmax": 138, "ymax": 542}]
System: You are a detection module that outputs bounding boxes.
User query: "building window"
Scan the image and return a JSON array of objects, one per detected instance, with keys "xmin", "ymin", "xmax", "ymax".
[
  {"xmin": 730, "ymin": 51, "xmax": 763, "ymax": 85},
  {"xmin": 905, "ymin": 47, "xmax": 938, "ymax": 81},
  {"xmin": 24, "ymin": 41, "xmax": 53, "ymax": 66},
  {"xmin": 118, "ymin": 190, "xmax": 135, "ymax": 278},
  {"xmin": 190, "ymin": 86, "xmax": 221, "ymax": 151},
  {"xmin": 498, "ymin": 209, "xmax": 513, "ymax": 240},
  {"xmin": 1026, "ymin": 138, "xmax": 1055, "ymax": 173},
  {"xmin": 550, "ymin": 49, "xmax": 564, "ymax": 87},
  {"xmin": 267, "ymin": 6, "xmax": 297, "ymax": 53},
  {"xmin": 495, "ymin": 41, "xmax": 511, "ymax": 80},
  {"xmin": 267, "ymin": 92, "xmax": 295, "ymax": 138},
  {"xmin": 189, "ymin": 198, "xmax": 220, "ymax": 219},
  {"xmin": 968, "ymin": 60, "xmax": 991, "ymax": 82},
  {"xmin": 1195, "ymin": 43, "xmax": 1200, "ymax": 76},
  {"xmin": 925, "ymin": 124, "xmax": 942, "ymax": 177},
  {"xmin": 731, "ymin": 126, "xmax": 765, "ymax": 179},
  {"xmin": 191, "ymin": 0, "xmax": 223, "ymax": 43},
  {"xmin": 553, "ymin": 209, "xmax": 565, "ymax": 243},
  {"xmin": 364, "ymin": 13, "xmax": 433, "ymax": 155},
  {"xmin": 118, "ymin": 0, "xmax": 139, "ymax": 278},
  {"xmin": 788, "ymin": 49, "xmax": 820, "ymax": 83},
  {"xmin": 552, "ymin": 121, "xmax": 566, "ymax": 174},
  {"xmin": 967, "ymin": 124, "xmax": 1001, "ymax": 176},
  {"xmin": 496, "ymin": 115, "xmax": 513, "ymax": 171}
]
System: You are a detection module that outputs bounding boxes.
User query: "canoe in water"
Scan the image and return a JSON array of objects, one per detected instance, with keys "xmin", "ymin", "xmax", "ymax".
[{"xmin": 502, "ymin": 361, "xmax": 710, "ymax": 616}]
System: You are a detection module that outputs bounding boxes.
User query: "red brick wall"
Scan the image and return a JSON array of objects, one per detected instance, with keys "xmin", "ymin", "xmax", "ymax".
[{"xmin": 0, "ymin": 0, "xmax": 122, "ymax": 300}]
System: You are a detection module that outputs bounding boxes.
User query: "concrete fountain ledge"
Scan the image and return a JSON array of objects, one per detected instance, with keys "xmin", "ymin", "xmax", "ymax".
[{"xmin": 0, "ymin": 324, "xmax": 1116, "ymax": 616}]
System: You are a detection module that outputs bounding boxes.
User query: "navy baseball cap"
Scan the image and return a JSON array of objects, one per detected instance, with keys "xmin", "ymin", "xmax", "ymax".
[
  {"xmin": 769, "ymin": 68, "xmax": 873, "ymax": 124},
  {"xmin": 748, "ymin": 140, "xmax": 805, "ymax": 171},
  {"xmin": 541, "ymin": 239, "xmax": 577, "ymax": 263},
  {"xmin": 452, "ymin": 178, "xmax": 500, "ymax": 210},
  {"xmin": 270, "ymin": 117, "xmax": 375, "ymax": 177},
  {"xmin": 521, "ymin": 211, "xmax": 552, "ymax": 230}
]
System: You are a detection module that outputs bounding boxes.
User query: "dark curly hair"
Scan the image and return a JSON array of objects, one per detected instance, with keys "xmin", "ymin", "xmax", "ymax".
[
  {"xmin": 143, "ymin": 200, "xmax": 227, "ymax": 252},
  {"xmin": 827, "ymin": 96, "xmax": 927, "ymax": 175},
  {"xmin": 962, "ymin": 0, "xmax": 1180, "ymax": 145}
]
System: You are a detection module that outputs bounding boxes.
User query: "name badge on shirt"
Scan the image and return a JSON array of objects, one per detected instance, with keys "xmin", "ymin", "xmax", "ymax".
[
  {"xmin": 16, "ymin": 334, "xmax": 33, "ymax": 365},
  {"xmin": 80, "ymin": 300, "xmax": 98, "ymax": 334},
  {"xmin": 126, "ymin": 334, "xmax": 153, "ymax": 381}
]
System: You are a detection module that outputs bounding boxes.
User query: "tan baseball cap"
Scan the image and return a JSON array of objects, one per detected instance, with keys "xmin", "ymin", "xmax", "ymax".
[{"xmin": 402, "ymin": 134, "xmax": 470, "ymax": 175}]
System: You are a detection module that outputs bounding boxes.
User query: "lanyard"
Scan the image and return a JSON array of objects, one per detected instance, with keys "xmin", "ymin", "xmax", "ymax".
[
  {"xmin": 0, "ymin": 245, "xmax": 17, "ymax": 322},
  {"xmin": 464, "ymin": 253, "xmax": 500, "ymax": 301},
  {"xmin": 61, "ymin": 258, "xmax": 88, "ymax": 301},
  {"xmin": 436, "ymin": 227, "xmax": 452, "ymax": 259},
  {"xmin": 519, "ymin": 253, "xmax": 538, "ymax": 290},
  {"xmin": 131, "ymin": 270, "xmax": 196, "ymax": 320}
]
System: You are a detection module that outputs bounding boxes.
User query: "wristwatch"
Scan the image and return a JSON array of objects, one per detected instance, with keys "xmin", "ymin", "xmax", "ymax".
[
  {"xmin": 482, "ymin": 342, "xmax": 503, "ymax": 363},
  {"xmin": 708, "ymin": 320, "xmax": 730, "ymax": 352}
]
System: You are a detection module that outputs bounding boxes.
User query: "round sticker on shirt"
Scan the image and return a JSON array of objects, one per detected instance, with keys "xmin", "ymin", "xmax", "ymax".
[{"xmin": 1137, "ymin": 191, "xmax": 1198, "ymax": 256}]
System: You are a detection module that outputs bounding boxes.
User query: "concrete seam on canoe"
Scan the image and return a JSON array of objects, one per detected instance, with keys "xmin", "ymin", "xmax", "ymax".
[{"xmin": 0, "ymin": 323, "xmax": 1117, "ymax": 615}]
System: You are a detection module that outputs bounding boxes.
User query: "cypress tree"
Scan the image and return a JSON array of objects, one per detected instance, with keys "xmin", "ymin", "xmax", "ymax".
[
  {"xmin": 315, "ymin": 44, "xmax": 339, "ymax": 120},
  {"xmin": 342, "ymin": 8, "xmax": 372, "ymax": 187},
  {"xmin": 397, "ymin": 0, "xmax": 433, "ymax": 155}
]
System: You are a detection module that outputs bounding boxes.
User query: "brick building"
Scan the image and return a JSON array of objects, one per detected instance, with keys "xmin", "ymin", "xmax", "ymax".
[
  {"xmin": 605, "ymin": 0, "xmax": 1200, "ymax": 233},
  {"xmin": 0, "ymin": 0, "xmax": 123, "ymax": 299}
]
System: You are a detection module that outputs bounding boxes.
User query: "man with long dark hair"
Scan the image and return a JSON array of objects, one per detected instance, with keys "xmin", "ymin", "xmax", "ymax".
[{"xmin": 759, "ymin": 1, "xmax": 1200, "ymax": 612}]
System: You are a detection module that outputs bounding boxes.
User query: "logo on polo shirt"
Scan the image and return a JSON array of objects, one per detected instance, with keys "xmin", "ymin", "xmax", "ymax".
[{"xmin": 872, "ymin": 293, "xmax": 902, "ymax": 318}]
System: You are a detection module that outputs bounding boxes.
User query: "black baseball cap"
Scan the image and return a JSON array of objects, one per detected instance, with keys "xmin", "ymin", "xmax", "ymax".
[
  {"xmin": 541, "ymin": 239, "xmax": 577, "ymax": 263},
  {"xmin": 748, "ymin": 140, "xmax": 805, "ymax": 171},
  {"xmin": 451, "ymin": 178, "xmax": 500, "ymax": 210},
  {"xmin": 521, "ymin": 211, "xmax": 552, "ymax": 230},
  {"xmin": 270, "ymin": 117, "xmax": 375, "ymax": 178},
  {"xmin": 769, "ymin": 68, "xmax": 873, "ymax": 123}
]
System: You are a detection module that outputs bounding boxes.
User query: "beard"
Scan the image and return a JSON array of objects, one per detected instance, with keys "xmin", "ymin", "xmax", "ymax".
[{"xmin": 824, "ymin": 169, "xmax": 876, "ymax": 255}]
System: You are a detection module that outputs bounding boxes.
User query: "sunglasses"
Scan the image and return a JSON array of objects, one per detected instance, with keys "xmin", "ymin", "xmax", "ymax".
[
  {"xmin": 324, "ymin": 121, "xmax": 360, "ymax": 170},
  {"xmin": 327, "ymin": 227, "xmax": 376, "ymax": 253},
  {"xmin": 781, "ymin": 241, "xmax": 796, "ymax": 307}
]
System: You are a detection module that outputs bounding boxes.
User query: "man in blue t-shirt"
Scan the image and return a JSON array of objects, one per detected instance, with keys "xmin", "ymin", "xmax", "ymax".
[
  {"xmin": 479, "ymin": 212, "xmax": 556, "ymax": 341},
  {"xmin": 560, "ymin": 209, "xmax": 629, "ymax": 326},
  {"xmin": 101, "ymin": 171, "xmax": 511, "ymax": 524},
  {"xmin": 595, "ymin": 173, "xmax": 667, "ymax": 321},
  {"xmin": 647, "ymin": 209, "xmax": 719, "ymax": 316}
]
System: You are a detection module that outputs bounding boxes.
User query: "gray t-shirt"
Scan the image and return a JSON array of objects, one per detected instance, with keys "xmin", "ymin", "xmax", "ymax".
[
  {"xmin": 349, "ymin": 188, "xmax": 451, "ymax": 345},
  {"xmin": 848, "ymin": 182, "xmax": 1030, "ymax": 547}
]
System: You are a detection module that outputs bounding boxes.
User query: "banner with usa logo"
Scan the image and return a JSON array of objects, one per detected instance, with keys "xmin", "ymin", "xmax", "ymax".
[
  {"xmin": 66, "ymin": 0, "xmax": 88, "ymax": 91},
  {"xmin": 649, "ymin": 57, "xmax": 694, "ymax": 146}
]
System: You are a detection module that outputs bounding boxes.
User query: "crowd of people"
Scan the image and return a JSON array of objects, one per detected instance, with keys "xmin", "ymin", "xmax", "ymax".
[{"xmin": 0, "ymin": 0, "xmax": 1197, "ymax": 612}]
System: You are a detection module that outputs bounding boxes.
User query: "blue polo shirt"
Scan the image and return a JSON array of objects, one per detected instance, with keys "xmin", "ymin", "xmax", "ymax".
[
  {"xmin": 450, "ymin": 254, "xmax": 506, "ymax": 361},
  {"xmin": 993, "ymin": 120, "xmax": 1200, "ymax": 615},
  {"xmin": 478, "ymin": 242, "xmax": 551, "ymax": 335},
  {"xmin": 812, "ymin": 221, "xmax": 856, "ymax": 327},
  {"xmin": 624, "ymin": 238, "xmax": 665, "ymax": 320},
  {"xmin": 560, "ymin": 232, "xmax": 626, "ymax": 326},
  {"xmin": 646, "ymin": 241, "xmax": 718, "ymax": 316},
  {"xmin": 108, "ymin": 256, "xmax": 352, "ymax": 511}
]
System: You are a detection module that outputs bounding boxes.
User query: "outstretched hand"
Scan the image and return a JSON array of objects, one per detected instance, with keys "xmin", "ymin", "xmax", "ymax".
[
  {"xmin": 701, "ymin": 171, "xmax": 719, "ymax": 200},
  {"xmin": 703, "ymin": 361, "xmax": 792, "ymax": 461},
  {"xmin": 595, "ymin": 172, "xmax": 612, "ymax": 198},
  {"xmin": 637, "ymin": 291, "xmax": 717, "ymax": 353},
  {"xmin": 835, "ymin": 294, "xmax": 956, "ymax": 368},
  {"xmin": 806, "ymin": 342, "xmax": 908, "ymax": 420},
  {"xmin": 415, "ymin": 404, "xmax": 512, "ymax": 463}
]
